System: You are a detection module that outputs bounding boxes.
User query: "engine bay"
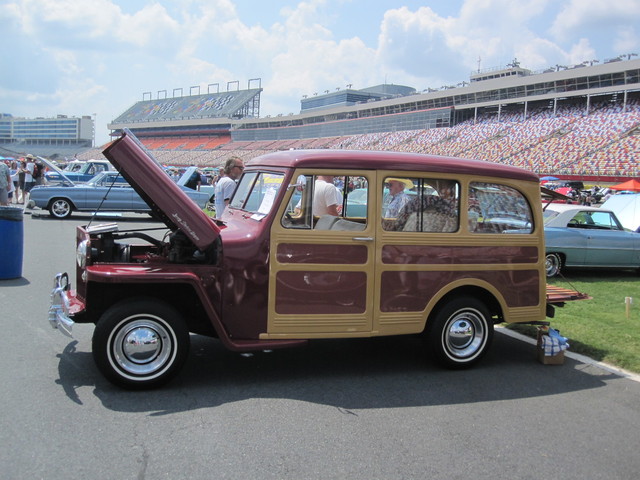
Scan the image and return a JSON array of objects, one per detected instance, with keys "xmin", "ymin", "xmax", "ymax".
[{"xmin": 85, "ymin": 224, "xmax": 219, "ymax": 265}]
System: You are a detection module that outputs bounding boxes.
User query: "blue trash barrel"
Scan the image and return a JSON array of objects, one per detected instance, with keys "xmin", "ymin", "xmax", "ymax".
[{"xmin": 0, "ymin": 206, "xmax": 24, "ymax": 279}]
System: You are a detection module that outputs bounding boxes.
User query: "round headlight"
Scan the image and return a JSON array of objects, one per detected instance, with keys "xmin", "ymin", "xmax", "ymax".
[{"xmin": 76, "ymin": 239, "xmax": 89, "ymax": 268}]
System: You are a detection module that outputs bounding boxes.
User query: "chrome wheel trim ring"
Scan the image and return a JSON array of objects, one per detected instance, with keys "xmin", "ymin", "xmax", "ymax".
[
  {"xmin": 108, "ymin": 316, "xmax": 176, "ymax": 380},
  {"xmin": 442, "ymin": 308, "xmax": 487, "ymax": 360},
  {"xmin": 545, "ymin": 254, "xmax": 560, "ymax": 276}
]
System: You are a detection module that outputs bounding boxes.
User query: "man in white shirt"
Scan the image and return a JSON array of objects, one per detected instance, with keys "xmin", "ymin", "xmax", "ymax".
[
  {"xmin": 214, "ymin": 157, "xmax": 244, "ymax": 219},
  {"xmin": 23, "ymin": 155, "xmax": 36, "ymax": 194},
  {"xmin": 313, "ymin": 175, "xmax": 341, "ymax": 216}
]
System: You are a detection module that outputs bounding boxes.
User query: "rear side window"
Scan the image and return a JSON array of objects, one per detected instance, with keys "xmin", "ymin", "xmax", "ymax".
[
  {"xmin": 383, "ymin": 177, "xmax": 459, "ymax": 232},
  {"xmin": 469, "ymin": 182, "xmax": 533, "ymax": 234}
]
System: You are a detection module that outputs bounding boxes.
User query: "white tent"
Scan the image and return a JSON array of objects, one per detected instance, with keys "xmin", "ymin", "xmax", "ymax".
[{"xmin": 601, "ymin": 193, "xmax": 640, "ymax": 232}]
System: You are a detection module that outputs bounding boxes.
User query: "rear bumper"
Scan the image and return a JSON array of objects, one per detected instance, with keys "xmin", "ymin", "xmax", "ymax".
[{"xmin": 48, "ymin": 273, "xmax": 85, "ymax": 338}]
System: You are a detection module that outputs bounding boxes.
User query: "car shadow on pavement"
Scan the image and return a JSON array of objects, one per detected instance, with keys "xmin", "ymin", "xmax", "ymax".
[{"xmin": 54, "ymin": 330, "xmax": 618, "ymax": 414}]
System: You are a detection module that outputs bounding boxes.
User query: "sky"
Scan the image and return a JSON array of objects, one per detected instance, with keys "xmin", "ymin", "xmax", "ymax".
[{"xmin": 2, "ymin": 0, "xmax": 640, "ymax": 145}]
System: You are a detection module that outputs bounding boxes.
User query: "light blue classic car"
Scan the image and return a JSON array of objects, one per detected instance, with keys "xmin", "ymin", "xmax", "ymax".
[
  {"xmin": 30, "ymin": 166, "xmax": 210, "ymax": 219},
  {"xmin": 544, "ymin": 204, "xmax": 640, "ymax": 277},
  {"xmin": 44, "ymin": 160, "xmax": 115, "ymax": 183}
]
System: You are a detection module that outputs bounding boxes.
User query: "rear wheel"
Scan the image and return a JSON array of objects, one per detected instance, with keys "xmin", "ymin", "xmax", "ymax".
[
  {"xmin": 545, "ymin": 253, "xmax": 562, "ymax": 277},
  {"xmin": 92, "ymin": 298, "xmax": 190, "ymax": 389},
  {"xmin": 49, "ymin": 198, "xmax": 73, "ymax": 219},
  {"xmin": 426, "ymin": 296, "xmax": 493, "ymax": 369}
]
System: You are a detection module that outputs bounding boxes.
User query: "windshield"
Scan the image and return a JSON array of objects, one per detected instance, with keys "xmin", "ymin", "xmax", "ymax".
[
  {"xmin": 229, "ymin": 171, "xmax": 285, "ymax": 219},
  {"xmin": 64, "ymin": 162, "xmax": 83, "ymax": 172},
  {"xmin": 87, "ymin": 172, "xmax": 126, "ymax": 187}
]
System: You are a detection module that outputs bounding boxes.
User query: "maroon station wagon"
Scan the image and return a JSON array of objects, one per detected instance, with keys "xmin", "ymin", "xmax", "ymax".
[{"xmin": 48, "ymin": 131, "xmax": 587, "ymax": 388}]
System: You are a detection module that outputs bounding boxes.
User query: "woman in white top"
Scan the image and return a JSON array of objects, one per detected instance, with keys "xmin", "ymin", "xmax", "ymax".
[{"xmin": 10, "ymin": 161, "xmax": 20, "ymax": 204}]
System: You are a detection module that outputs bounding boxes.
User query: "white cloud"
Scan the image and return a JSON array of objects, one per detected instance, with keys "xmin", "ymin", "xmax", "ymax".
[
  {"xmin": 613, "ymin": 28, "xmax": 640, "ymax": 55},
  {"xmin": 566, "ymin": 38, "xmax": 597, "ymax": 66},
  {"xmin": 550, "ymin": 0, "xmax": 640, "ymax": 61},
  {"xmin": 551, "ymin": 0, "xmax": 640, "ymax": 38}
]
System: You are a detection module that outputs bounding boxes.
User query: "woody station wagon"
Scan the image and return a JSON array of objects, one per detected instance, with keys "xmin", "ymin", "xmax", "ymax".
[{"xmin": 49, "ymin": 131, "xmax": 586, "ymax": 388}]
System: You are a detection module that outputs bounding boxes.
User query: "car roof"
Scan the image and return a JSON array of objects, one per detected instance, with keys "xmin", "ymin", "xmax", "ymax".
[
  {"xmin": 248, "ymin": 149, "xmax": 540, "ymax": 183},
  {"xmin": 545, "ymin": 204, "xmax": 608, "ymax": 214}
]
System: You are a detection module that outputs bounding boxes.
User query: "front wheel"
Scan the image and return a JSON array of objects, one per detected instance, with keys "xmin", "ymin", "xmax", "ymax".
[
  {"xmin": 49, "ymin": 198, "xmax": 73, "ymax": 219},
  {"xmin": 92, "ymin": 299, "xmax": 190, "ymax": 389},
  {"xmin": 545, "ymin": 253, "xmax": 562, "ymax": 277},
  {"xmin": 425, "ymin": 296, "xmax": 493, "ymax": 369}
]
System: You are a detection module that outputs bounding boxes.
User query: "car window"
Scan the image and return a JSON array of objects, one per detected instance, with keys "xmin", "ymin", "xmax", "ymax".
[
  {"xmin": 469, "ymin": 182, "xmax": 533, "ymax": 234},
  {"xmin": 567, "ymin": 211, "xmax": 592, "ymax": 227},
  {"xmin": 229, "ymin": 171, "xmax": 285, "ymax": 219},
  {"xmin": 91, "ymin": 173, "xmax": 127, "ymax": 187},
  {"xmin": 591, "ymin": 211, "xmax": 622, "ymax": 230},
  {"xmin": 384, "ymin": 177, "xmax": 459, "ymax": 232},
  {"xmin": 570, "ymin": 210, "xmax": 623, "ymax": 230},
  {"xmin": 281, "ymin": 174, "xmax": 368, "ymax": 230}
]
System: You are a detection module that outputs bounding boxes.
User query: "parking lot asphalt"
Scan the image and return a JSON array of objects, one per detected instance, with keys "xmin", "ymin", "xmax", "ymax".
[{"xmin": 1, "ymin": 211, "xmax": 639, "ymax": 480}]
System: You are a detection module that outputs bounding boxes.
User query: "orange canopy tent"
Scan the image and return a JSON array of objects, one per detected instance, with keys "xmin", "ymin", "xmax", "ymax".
[{"xmin": 609, "ymin": 179, "xmax": 640, "ymax": 192}]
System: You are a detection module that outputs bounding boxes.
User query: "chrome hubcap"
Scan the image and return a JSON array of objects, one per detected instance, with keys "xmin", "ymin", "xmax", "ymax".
[
  {"xmin": 444, "ymin": 310, "xmax": 486, "ymax": 359},
  {"xmin": 112, "ymin": 319, "xmax": 173, "ymax": 376}
]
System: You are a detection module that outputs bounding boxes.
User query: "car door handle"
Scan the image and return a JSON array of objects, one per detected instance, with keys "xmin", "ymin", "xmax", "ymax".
[{"xmin": 352, "ymin": 237, "xmax": 374, "ymax": 242}]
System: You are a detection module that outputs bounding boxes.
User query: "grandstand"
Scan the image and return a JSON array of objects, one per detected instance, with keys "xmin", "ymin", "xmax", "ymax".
[{"xmin": 85, "ymin": 57, "xmax": 640, "ymax": 180}]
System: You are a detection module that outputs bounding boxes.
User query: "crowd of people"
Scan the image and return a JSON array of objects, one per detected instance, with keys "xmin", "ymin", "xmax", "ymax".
[{"xmin": 0, "ymin": 154, "xmax": 45, "ymax": 206}]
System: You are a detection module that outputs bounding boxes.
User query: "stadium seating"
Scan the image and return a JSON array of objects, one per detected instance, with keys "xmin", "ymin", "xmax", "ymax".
[{"xmin": 80, "ymin": 97, "xmax": 639, "ymax": 177}]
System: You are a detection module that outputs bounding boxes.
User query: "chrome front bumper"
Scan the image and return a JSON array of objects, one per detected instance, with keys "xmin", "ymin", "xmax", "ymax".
[{"xmin": 49, "ymin": 272, "xmax": 75, "ymax": 338}]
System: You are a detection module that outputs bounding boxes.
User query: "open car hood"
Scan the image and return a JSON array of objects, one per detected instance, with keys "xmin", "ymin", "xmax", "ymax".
[
  {"xmin": 102, "ymin": 130, "xmax": 220, "ymax": 250},
  {"xmin": 541, "ymin": 186, "xmax": 570, "ymax": 211},
  {"xmin": 38, "ymin": 156, "xmax": 76, "ymax": 186}
]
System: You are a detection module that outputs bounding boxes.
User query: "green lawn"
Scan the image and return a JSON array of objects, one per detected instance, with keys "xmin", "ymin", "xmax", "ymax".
[{"xmin": 507, "ymin": 270, "xmax": 640, "ymax": 373}]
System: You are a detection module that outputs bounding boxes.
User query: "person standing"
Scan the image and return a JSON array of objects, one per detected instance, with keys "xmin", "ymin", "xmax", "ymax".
[
  {"xmin": 184, "ymin": 166, "xmax": 202, "ymax": 191},
  {"xmin": 312, "ymin": 175, "xmax": 341, "ymax": 217},
  {"xmin": 214, "ymin": 157, "xmax": 244, "ymax": 219},
  {"xmin": 17, "ymin": 159, "xmax": 26, "ymax": 204},
  {"xmin": 0, "ymin": 160, "xmax": 11, "ymax": 206},
  {"xmin": 10, "ymin": 161, "xmax": 20, "ymax": 204},
  {"xmin": 23, "ymin": 155, "xmax": 36, "ymax": 197},
  {"xmin": 33, "ymin": 159, "xmax": 45, "ymax": 185}
]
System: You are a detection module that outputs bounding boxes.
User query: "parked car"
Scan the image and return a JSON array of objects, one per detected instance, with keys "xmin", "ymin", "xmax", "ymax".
[
  {"xmin": 47, "ymin": 131, "xmax": 587, "ymax": 388},
  {"xmin": 562, "ymin": 180, "xmax": 585, "ymax": 191},
  {"xmin": 601, "ymin": 193, "xmax": 640, "ymax": 232},
  {"xmin": 543, "ymin": 204, "xmax": 640, "ymax": 277},
  {"xmin": 30, "ymin": 167, "xmax": 210, "ymax": 219},
  {"xmin": 45, "ymin": 160, "xmax": 115, "ymax": 183}
]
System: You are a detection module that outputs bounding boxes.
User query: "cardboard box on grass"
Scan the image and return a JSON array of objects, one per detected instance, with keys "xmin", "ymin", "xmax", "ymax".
[{"xmin": 537, "ymin": 327, "xmax": 565, "ymax": 365}]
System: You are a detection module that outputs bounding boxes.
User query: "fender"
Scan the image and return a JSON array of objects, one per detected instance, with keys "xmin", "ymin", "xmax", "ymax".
[{"xmin": 86, "ymin": 266, "xmax": 306, "ymax": 352}]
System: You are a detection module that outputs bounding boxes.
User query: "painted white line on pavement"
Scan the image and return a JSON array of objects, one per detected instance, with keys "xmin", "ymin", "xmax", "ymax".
[{"xmin": 496, "ymin": 326, "xmax": 640, "ymax": 384}]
